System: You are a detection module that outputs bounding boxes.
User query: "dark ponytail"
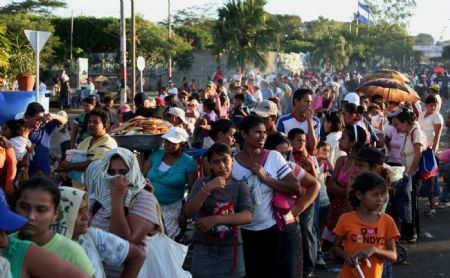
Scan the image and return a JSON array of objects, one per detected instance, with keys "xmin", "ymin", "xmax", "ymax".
[{"xmin": 344, "ymin": 125, "xmax": 366, "ymax": 150}]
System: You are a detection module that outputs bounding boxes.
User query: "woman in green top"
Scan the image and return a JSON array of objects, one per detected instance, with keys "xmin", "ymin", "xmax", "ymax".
[
  {"xmin": 0, "ymin": 188, "xmax": 87, "ymax": 278},
  {"xmin": 13, "ymin": 176, "xmax": 96, "ymax": 277}
]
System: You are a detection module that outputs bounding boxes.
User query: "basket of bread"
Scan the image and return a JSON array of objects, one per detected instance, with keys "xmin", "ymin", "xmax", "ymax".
[{"xmin": 110, "ymin": 116, "xmax": 172, "ymax": 151}]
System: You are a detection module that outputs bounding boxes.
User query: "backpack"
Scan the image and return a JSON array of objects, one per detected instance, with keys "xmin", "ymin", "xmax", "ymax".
[{"xmin": 410, "ymin": 128, "xmax": 439, "ymax": 180}]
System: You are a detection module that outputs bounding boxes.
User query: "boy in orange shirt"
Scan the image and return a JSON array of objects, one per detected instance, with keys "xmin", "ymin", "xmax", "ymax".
[{"xmin": 333, "ymin": 172, "xmax": 400, "ymax": 278}]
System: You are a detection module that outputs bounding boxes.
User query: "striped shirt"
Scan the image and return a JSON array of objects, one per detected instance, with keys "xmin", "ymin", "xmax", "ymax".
[
  {"xmin": 276, "ymin": 112, "xmax": 321, "ymax": 137},
  {"xmin": 89, "ymin": 190, "xmax": 159, "ymax": 277}
]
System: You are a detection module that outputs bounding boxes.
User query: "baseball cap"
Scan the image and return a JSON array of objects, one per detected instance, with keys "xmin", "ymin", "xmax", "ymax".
[
  {"xmin": 253, "ymin": 100, "xmax": 278, "ymax": 118},
  {"xmin": 0, "ymin": 188, "xmax": 28, "ymax": 232},
  {"xmin": 134, "ymin": 92, "xmax": 149, "ymax": 106},
  {"xmin": 431, "ymin": 84, "xmax": 440, "ymax": 92},
  {"xmin": 119, "ymin": 104, "xmax": 131, "ymax": 114},
  {"xmin": 344, "ymin": 92, "xmax": 360, "ymax": 106},
  {"xmin": 167, "ymin": 87, "xmax": 178, "ymax": 95},
  {"xmin": 207, "ymin": 81, "xmax": 215, "ymax": 87},
  {"xmin": 161, "ymin": 127, "xmax": 189, "ymax": 144},
  {"xmin": 166, "ymin": 107, "xmax": 187, "ymax": 124}
]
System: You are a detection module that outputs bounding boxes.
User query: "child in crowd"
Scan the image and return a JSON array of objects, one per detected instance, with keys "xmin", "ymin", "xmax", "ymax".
[
  {"xmin": 184, "ymin": 143, "xmax": 253, "ymax": 278},
  {"xmin": 229, "ymin": 93, "xmax": 249, "ymax": 127},
  {"xmin": 314, "ymin": 141, "xmax": 334, "ymax": 268},
  {"xmin": 287, "ymin": 128, "xmax": 320, "ymax": 277},
  {"xmin": 2, "ymin": 119, "xmax": 34, "ymax": 161},
  {"xmin": 333, "ymin": 172, "xmax": 400, "ymax": 278}
]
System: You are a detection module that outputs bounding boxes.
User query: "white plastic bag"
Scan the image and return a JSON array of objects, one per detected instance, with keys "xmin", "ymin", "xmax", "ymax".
[{"xmin": 137, "ymin": 204, "xmax": 191, "ymax": 278}]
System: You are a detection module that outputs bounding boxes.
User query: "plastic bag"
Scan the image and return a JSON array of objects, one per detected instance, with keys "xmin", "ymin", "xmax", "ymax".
[
  {"xmin": 66, "ymin": 149, "xmax": 88, "ymax": 184},
  {"xmin": 137, "ymin": 203, "xmax": 191, "ymax": 278}
]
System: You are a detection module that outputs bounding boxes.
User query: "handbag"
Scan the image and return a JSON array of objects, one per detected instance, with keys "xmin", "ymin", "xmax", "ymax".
[
  {"xmin": 410, "ymin": 128, "xmax": 439, "ymax": 180},
  {"xmin": 137, "ymin": 203, "xmax": 191, "ymax": 278}
]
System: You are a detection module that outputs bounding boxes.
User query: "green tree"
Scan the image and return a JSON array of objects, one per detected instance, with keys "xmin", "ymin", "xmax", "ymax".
[
  {"xmin": 0, "ymin": 0, "xmax": 66, "ymax": 16},
  {"xmin": 212, "ymin": 0, "xmax": 279, "ymax": 71},
  {"xmin": 415, "ymin": 33, "xmax": 434, "ymax": 45},
  {"xmin": 364, "ymin": 0, "xmax": 416, "ymax": 26},
  {"xmin": 443, "ymin": 46, "xmax": 450, "ymax": 64}
]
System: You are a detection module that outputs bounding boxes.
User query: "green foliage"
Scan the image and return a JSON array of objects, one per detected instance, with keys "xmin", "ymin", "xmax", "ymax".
[
  {"xmin": 0, "ymin": 0, "xmax": 67, "ymax": 16},
  {"xmin": 213, "ymin": 0, "xmax": 279, "ymax": 70},
  {"xmin": 415, "ymin": 33, "xmax": 434, "ymax": 45},
  {"xmin": 443, "ymin": 46, "xmax": 450, "ymax": 63},
  {"xmin": 364, "ymin": 0, "xmax": 416, "ymax": 26},
  {"xmin": 0, "ymin": 23, "xmax": 11, "ymax": 69}
]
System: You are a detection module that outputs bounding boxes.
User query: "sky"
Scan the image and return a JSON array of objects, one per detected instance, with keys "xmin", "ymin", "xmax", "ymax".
[{"xmin": 3, "ymin": 0, "xmax": 450, "ymax": 41}]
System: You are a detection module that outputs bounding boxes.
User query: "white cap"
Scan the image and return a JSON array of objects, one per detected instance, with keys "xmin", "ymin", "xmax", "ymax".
[
  {"xmin": 344, "ymin": 92, "xmax": 360, "ymax": 106},
  {"xmin": 168, "ymin": 88, "xmax": 178, "ymax": 95},
  {"xmin": 56, "ymin": 110, "xmax": 68, "ymax": 119},
  {"xmin": 166, "ymin": 107, "xmax": 187, "ymax": 124},
  {"xmin": 161, "ymin": 127, "xmax": 189, "ymax": 144}
]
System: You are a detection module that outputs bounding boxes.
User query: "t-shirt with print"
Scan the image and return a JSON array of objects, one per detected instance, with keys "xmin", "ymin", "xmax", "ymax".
[
  {"xmin": 402, "ymin": 125, "xmax": 427, "ymax": 173},
  {"xmin": 276, "ymin": 112, "xmax": 321, "ymax": 138},
  {"xmin": 42, "ymin": 233, "xmax": 96, "ymax": 276},
  {"xmin": 188, "ymin": 177, "xmax": 253, "ymax": 245},
  {"xmin": 147, "ymin": 149, "xmax": 198, "ymax": 205},
  {"xmin": 385, "ymin": 125, "xmax": 406, "ymax": 164},
  {"xmin": 29, "ymin": 120, "xmax": 59, "ymax": 175},
  {"xmin": 418, "ymin": 111, "xmax": 443, "ymax": 150},
  {"xmin": 231, "ymin": 150, "xmax": 292, "ymax": 231},
  {"xmin": 78, "ymin": 227, "xmax": 129, "ymax": 278},
  {"xmin": 334, "ymin": 211, "xmax": 400, "ymax": 278}
]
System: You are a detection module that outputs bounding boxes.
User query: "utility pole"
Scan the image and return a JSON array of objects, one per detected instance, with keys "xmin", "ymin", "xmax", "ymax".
[
  {"xmin": 131, "ymin": 0, "xmax": 136, "ymax": 106},
  {"xmin": 168, "ymin": 0, "xmax": 172, "ymax": 79},
  {"xmin": 120, "ymin": 0, "xmax": 127, "ymax": 104},
  {"xmin": 70, "ymin": 10, "xmax": 74, "ymax": 61}
]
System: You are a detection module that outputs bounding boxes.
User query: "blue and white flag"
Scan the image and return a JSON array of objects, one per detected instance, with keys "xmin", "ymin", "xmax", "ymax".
[{"xmin": 357, "ymin": 1, "xmax": 373, "ymax": 24}]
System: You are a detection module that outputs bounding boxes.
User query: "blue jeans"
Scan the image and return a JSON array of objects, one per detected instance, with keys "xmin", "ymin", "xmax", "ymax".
[
  {"xmin": 314, "ymin": 197, "xmax": 329, "ymax": 260},
  {"xmin": 300, "ymin": 202, "xmax": 317, "ymax": 274}
]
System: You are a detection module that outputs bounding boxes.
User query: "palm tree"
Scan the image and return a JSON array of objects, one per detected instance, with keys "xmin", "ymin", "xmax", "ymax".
[
  {"xmin": 0, "ymin": 23, "xmax": 11, "ymax": 69},
  {"xmin": 212, "ymin": 0, "xmax": 279, "ymax": 72}
]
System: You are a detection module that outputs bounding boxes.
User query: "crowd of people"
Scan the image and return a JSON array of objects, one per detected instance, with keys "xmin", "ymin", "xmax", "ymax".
[{"xmin": 0, "ymin": 66, "xmax": 449, "ymax": 278}]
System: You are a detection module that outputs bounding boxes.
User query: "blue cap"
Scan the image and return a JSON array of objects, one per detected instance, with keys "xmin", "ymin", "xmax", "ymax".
[{"xmin": 0, "ymin": 188, "xmax": 28, "ymax": 232}]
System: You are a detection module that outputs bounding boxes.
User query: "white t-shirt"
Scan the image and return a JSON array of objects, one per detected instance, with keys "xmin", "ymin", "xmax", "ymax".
[
  {"xmin": 10, "ymin": 136, "xmax": 31, "ymax": 160},
  {"xmin": 232, "ymin": 150, "xmax": 292, "ymax": 231},
  {"xmin": 402, "ymin": 125, "xmax": 427, "ymax": 172},
  {"xmin": 418, "ymin": 111, "xmax": 443, "ymax": 150}
]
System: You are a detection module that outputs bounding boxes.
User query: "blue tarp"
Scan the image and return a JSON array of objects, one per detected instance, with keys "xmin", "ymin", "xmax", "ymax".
[{"xmin": 0, "ymin": 91, "xmax": 49, "ymax": 125}]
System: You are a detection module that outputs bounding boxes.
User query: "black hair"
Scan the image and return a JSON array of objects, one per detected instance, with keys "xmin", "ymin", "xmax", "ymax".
[
  {"xmin": 103, "ymin": 95, "xmax": 113, "ymax": 104},
  {"xmin": 219, "ymin": 94, "xmax": 227, "ymax": 106},
  {"xmin": 203, "ymin": 98, "xmax": 216, "ymax": 111},
  {"xmin": 24, "ymin": 102, "xmax": 45, "ymax": 118},
  {"xmin": 239, "ymin": 115, "xmax": 265, "ymax": 134},
  {"xmin": 324, "ymin": 111, "xmax": 343, "ymax": 133},
  {"xmin": 343, "ymin": 102, "xmax": 365, "ymax": 115},
  {"xmin": 316, "ymin": 141, "xmax": 329, "ymax": 149},
  {"xmin": 88, "ymin": 108, "xmax": 110, "ymax": 129},
  {"xmin": 82, "ymin": 96, "xmax": 96, "ymax": 106},
  {"xmin": 348, "ymin": 172, "xmax": 387, "ymax": 207},
  {"xmin": 264, "ymin": 133, "xmax": 290, "ymax": 150},
  {"xmin": 287, "ymin": 128, "xmax": 305, "ymax": 140},
  {"xmin": 4, "ymin": 119, "xmax": 25, "ymax": 138},
  {"xmin": 14, "ymin": 176, "xmax": 61, "ymax": 211},
  {"xmin": 210, "ymin": 119, "xmax": 234, "ymax": 141},
  {"xmin": 292, "ymin": 88, "xmax": 313, "ymax": 105},
  {"xmin": 396, "ymin": 108, "xmax": 416, "ymax": 125},
  {"xmin": 370, "ymin": 94, "xmax": 383, "ymax": 103},
  {"xmin": 206, "ymin": 143, "xmax": 232, "ymax": 162},
  {"xmin": 424, "ymin": 94, "xmax": 438, "ymax": 105},
  {"xmin": 234, "ymin": 93, "xmax": 245, "ymax": 101},
  {"xmin": 344, "ymin": 125, "xmax": 366, "ymax": 150}
]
